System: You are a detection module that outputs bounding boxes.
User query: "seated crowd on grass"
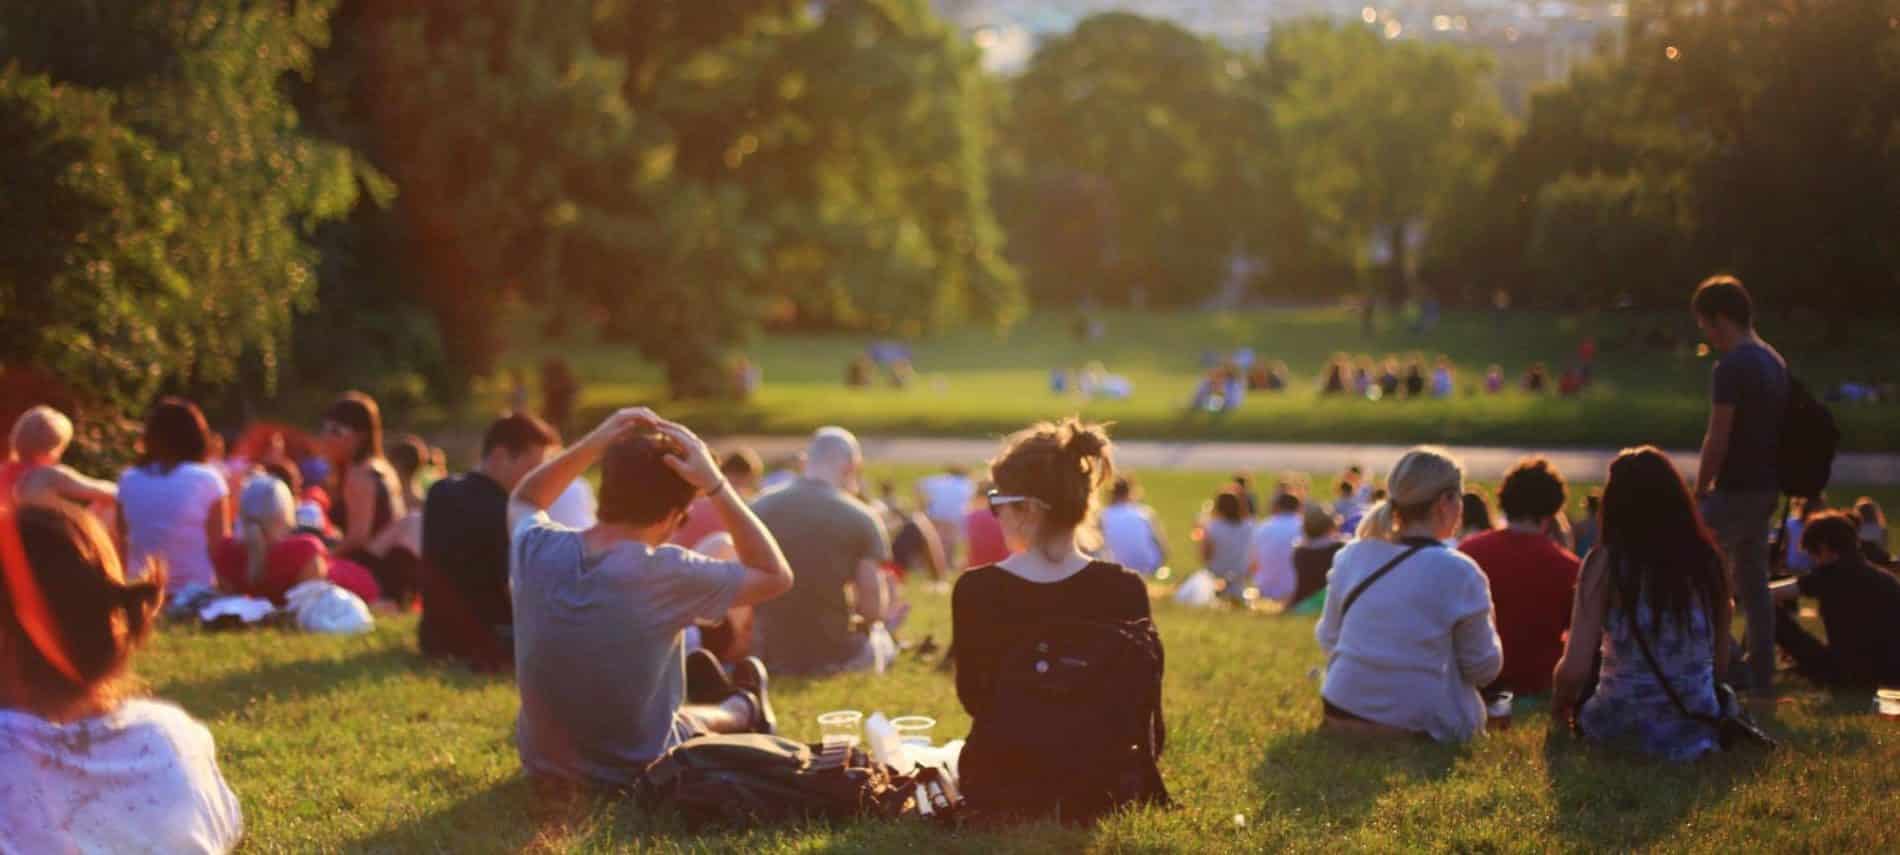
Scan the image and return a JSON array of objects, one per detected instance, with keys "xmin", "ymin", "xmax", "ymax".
[{"xmin": 7, "ymin": 275, "xmax": 1900, "ymax": 850}]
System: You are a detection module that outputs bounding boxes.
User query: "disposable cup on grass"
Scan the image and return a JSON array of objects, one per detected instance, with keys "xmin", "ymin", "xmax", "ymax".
[
  {"xmin": 890, "ymin": 716, "xmax": 936, "ymax": 748},
  {"xmin": 818, "ymin": 710, "xmax": 864, "ymax": 751}
]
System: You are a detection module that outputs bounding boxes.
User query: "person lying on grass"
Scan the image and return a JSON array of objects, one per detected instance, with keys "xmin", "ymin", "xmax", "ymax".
[
  {"xmin": 506, "ymin": 408, "xmax": 794, "ymax": 791},
  {"xmin": 1, "ymin": 501, "xmax": 242, "ymax": 853}
]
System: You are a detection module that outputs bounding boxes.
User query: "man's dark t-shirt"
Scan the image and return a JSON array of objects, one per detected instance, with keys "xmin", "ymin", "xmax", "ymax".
[
  {"xmin": 1796, "ymin": 558, "xmax": 1900, "ymax": 686},
  {"xmin": 1710, "ymin": 341, "xmax": 1788, "ymax": 493},
  {"xmin": 420, "ymin": 472, "xmax": 513, "ymax": 669}
]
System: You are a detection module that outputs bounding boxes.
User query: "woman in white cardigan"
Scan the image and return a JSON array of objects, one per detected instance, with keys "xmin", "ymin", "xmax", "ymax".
[{"xmin": 1315, "ymin": 447, "xmax": 1503, "ymax": 742}]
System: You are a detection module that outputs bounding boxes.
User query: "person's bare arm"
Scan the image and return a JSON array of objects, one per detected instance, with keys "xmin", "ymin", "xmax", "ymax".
[
  {"xmin": 34, "ymin": 465, "xmax": 119, "ymax": 506},
  {"xmin": 1199, "ymin": 528, "xmax": 1215, "ymax": 565},
  {"xmin": 1712, "ymin": 579, "xmax": 1733, "ymax": 676},
  {"xmin": 911, "ymin": 511, "xmax": 948, "ymax": 581},
  {"xmin": 1552, "ymin": 549, "xmax": 1609, "ymax": 724},
  {"xmin": 651, "ymin": 420, "xmax": 793, "ymax": 608},
  {"xmin": 507, "ymin": 407, "xmax": 657, "ymax": 530},
  {"xmin": 1696, "ymin": 404, "xmax": 1735, "ymax": 496},
  {"xmin": 335, "ymin": 467, "xmax": 377, "ymax": 554},
  {"xmin": 853, "ymin": 558, "xmax": 889, "ymax": 623},
  {"xmin": 203, "ymin": 493, "xmax": 232, "ymax": 555}
]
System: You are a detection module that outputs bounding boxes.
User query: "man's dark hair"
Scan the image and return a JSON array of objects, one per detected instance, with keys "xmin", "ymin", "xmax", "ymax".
[
  {"xmin": 1498, "ymin": 457, "xmax": 1568, "ymax": 522},
  {"xmin": 1337, "ymin": 479, "xmax": 1354, "ymax": 498},
  {"xmin": 1692, "ymin": 274, "xmax": 1753, "ymax": 327},
  {"xmin": 482, "ymin": 413, "xmax": 559, "ymax": 458},
  {"xmin": 1272, "ymin": 492, "xmax": 1302, "ymax": 514},
  {"xmin": 598, "ymin": 432, "xmax": 697, "ymax": 527},
  {"xmin": 1111, "ymin": 477, "xmax": 1135, "ymax": 502},
  {"xmin": 1800, "ymin": 511, "xmax": 1861, "ymax": 559},
  {"xmin": 1585, "ymin": 494, "xmax": 1602, "ymax": 514},
  {"xmin": 721, "ymin": 448, "xmax": 763, "ymax": 479}
]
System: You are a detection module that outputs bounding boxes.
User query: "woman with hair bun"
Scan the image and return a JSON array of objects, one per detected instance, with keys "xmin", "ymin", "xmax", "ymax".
[
  {"xmin": 0, "ymin": 501, "xmax": 243, "ymax": 851},
  {"xmin": 951, "ymin": 418, "xmax": 1168, "ymax": 823},
  {"xmin": 1318, "ymin": 447, "xmax": 1503, "ymax": 741}
]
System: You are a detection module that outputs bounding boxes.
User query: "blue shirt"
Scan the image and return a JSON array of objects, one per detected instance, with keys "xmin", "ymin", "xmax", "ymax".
[
  {"xmin": 510, "ymin": 513, "xmax": 745, "ymax": 786},
  {"xmin": 1710, "ymin": 341, "xmax": 1787, "ymax": 493}
]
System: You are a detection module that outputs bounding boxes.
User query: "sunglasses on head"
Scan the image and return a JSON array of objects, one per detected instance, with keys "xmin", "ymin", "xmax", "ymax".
[{"xmin": 986, "ymin": 490, "xmax": 1045, "ymax": 517}]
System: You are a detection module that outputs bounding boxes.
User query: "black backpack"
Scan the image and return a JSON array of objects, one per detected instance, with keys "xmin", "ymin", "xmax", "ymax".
[
  {"xmin": 975, "ymin": 617, "xmax": 1170, "ymax": 824},
  {"xmin": 636, "ymin": 734, "xmax": 915, "ymax": 828},
  {"xmin": 1778, "ymin": 375, "xmax": 1839, "ymax": 499}
]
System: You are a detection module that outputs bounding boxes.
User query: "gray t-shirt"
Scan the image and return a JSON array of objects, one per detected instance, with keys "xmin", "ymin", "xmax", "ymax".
[
  {"xmin": 510, "ymin": 512, "xmax": 745, "ymax": 787},
  {"xmin": 1711, "ymin": 341, "xmax": 1787, "ymax": 493},
  {"xmin": 751, "ymin": 479, "xmax": 892, "ymax": 674}
]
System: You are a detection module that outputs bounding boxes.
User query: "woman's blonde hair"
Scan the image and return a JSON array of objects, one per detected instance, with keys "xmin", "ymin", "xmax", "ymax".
[
  {"xmin": 238, "ymin": 476, "xmax": 295, "ymax": 587},
  {"xmin": 1354, "ymin": 447, "xmax": 1465, "ymax": 542}
]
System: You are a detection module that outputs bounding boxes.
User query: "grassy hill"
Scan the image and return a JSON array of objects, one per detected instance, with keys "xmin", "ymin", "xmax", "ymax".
[{"xmin": 498, "ymin": 307, "xmax": 1899, "ymax": 451}]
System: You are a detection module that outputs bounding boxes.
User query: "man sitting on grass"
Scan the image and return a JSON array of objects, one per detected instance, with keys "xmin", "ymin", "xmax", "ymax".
[
  {"xmin": 1771, "ymin": 511, "xmax": 1900, "ymax": 689},
  {"xmin": 507, "ymin": 408, "xmax": 794, "ymax": 790}
]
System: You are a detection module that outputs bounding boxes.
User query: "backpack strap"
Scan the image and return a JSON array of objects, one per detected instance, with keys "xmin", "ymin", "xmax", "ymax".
[{"xmin": 1338, "ymin": 541, "xmax": 1432, "ymax": 624}]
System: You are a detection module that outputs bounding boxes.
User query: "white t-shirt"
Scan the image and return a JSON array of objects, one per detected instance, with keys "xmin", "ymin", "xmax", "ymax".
[
  {"xmin": 119, "ymin": 463, "xmax": 229, "ymax": 590},
  {"xmin": 1100, "ymin": 501, "xmax": 1164, "ymax": 575},
  {"xmin": 1248, "ymin": 512, "xmax": 1304, "ymax": 601},
  {"xmin": 548, "ymin": 478, "xmax": 598, "ymax": 529},
  {"xmin": 1315, "ymin": 540, "xmax": 1503, "ymax": 742},
  {"xmin": 0, "ymin": 699, "xmax": 243, "ymax": 854},
  {"xmin": 917, "ymin": 474, "xmax": 974, "ymax": 523}
]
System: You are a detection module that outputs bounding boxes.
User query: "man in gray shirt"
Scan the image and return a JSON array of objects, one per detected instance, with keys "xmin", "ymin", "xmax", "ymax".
[
  {"xmin": 1692, "ymin": 275, "xmax": 1788, "ymax": 698},
  {"xmin": 507, "ymin": 408, "xmax": 794, "ymax": 789},
  {"xmin": 752, "ymin": 427, "xmax": 893, "ymax": 675}
]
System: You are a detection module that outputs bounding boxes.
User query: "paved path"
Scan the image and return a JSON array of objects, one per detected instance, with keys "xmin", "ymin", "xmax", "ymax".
[{"xmin": 717, "ymin": 435, "xmax": 1900, "ymax": 486}]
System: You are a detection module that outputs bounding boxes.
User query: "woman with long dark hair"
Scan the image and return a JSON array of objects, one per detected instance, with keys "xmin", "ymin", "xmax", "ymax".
[
  {"xmin": 116, "ymin": 398, "xmax": 231, "ymax": 594},
  {"xmin": 1552, "ymin": 446, "xmax": 1732, "ymax": 761},
  {"xmin": 317, "ymin": 392, "xmax": 408, "ymax": 604}
]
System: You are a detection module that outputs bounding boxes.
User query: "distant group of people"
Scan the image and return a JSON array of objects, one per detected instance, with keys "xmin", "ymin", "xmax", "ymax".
[{"xmin": 4, "ymin": 274, "xmax": 1898, "ymax": 849}]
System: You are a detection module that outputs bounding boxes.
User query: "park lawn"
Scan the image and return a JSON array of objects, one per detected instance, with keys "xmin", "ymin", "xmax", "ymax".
[
  {"xmin": 146, "ymin": 590, "xmax": 1900, "ymax": 852},
  {"xmin": 496, "ymin": 307, "xmax": 1900, "ymax": 451}
]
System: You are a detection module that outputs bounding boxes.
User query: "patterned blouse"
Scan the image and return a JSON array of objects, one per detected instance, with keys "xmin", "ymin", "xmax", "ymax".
[{"xmin": 1580, "ymin": 594, "xmax": 1721, "ymax": 761}]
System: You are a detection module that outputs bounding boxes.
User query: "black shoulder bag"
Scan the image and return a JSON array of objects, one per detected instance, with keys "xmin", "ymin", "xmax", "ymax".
[
  {"xmin": 1625, "ymin": 598, "xmax": 1777, "ymax": 751},
  {"xmin": 1338, "ymin": 541, "xmax": 1434, "ymax": 623}
]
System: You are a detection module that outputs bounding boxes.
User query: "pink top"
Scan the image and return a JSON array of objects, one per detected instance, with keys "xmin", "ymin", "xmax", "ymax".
[
  {"xmin": 212, "ymin": 534, "xmax": 381, "ymax": 605},
  {"xmin": 963, "ymin": 507, "xmax": 1011, "ymax": 568},
  {"xmin": 669, "ymin": 496, "xmax": 727, "ymax": 551}
]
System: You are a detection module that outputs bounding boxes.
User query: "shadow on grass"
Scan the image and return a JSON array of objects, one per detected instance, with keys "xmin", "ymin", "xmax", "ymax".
[
  {"xmin": 1252, "ymin": 727, "xmax": 1460, "ymax": 833},
  {"xmin": 1540, "ymin": 721, "xmax": 1770, "ymax": 850},
  {"xmin": 150, "ymin": 638, "xmax": 506, "ymax": 723}
]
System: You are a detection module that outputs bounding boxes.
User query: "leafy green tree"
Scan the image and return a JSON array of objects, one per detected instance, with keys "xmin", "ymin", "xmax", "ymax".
[
  {"xmin": 1265, "ymin": 19, "xmax": 1511, "ymax": 306},
  {"xmin": 1527, "ymin": 171, "xmax": 1693, "ymax": 308},
  {"xmin": 1004, "ymin": 13, "xmax": 1270, "ymax": 306},
  {"xmin": 0, "ymin": 2, "xmax": 363, "ymax": 412}
]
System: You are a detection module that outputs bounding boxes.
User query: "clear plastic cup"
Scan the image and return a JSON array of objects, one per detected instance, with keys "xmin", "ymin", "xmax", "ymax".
[
  {"xmin": 1876, "ymin": 688, "xmax": 1900, "ymax": 719},
  {"xmin": 890, "ymin": 716, "xmax": 936, "ymax": 748},
  {"xmin": 817, "ymin": 710, "xmax": 864, "ymax": 751},
  {"xmin": 1486, "ymin": 691, "xmax": 1514, "ymax": 731}
]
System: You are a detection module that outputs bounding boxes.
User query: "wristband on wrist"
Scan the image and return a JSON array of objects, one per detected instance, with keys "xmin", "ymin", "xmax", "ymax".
[{"xmin": 707, "ymin": 479, "xmax": 731, "ymax": 499}]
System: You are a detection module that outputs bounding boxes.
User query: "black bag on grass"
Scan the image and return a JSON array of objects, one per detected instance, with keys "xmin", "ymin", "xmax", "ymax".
[
  {"xmin": 970, "ymin": 617, "xmax": 1170, "ymax": 824},
  {"xmin": 637, "ymin": 733, "xmax": 913, "ymax": 828}
]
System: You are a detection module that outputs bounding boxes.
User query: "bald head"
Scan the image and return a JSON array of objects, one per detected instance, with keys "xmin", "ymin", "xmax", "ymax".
[
  {"xmin": 10, "ymin": 405, "xmax": 74, "ymax": 462},
  {"xmin": 804, "ymin": 426, "xmax": 862, "ymax": 486}
]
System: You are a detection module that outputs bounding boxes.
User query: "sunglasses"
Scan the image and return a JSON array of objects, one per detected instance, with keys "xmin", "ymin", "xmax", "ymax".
[{"xmin": 987, "ymin": 490, "xmax": 1046, "ymax": 517}]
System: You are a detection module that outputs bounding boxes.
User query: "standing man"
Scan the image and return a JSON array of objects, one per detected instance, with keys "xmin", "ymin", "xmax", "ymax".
[
  {"xmin": 753, "ymin": 427, "xmax": 894, "ymax": 675},
  {"xmin": 418, "ymin": 413, "xmax": 558, "ymax": 671},
  {"xmin": 1691, "ymin": 275, "xmax": 1788, "ymax": 698}
]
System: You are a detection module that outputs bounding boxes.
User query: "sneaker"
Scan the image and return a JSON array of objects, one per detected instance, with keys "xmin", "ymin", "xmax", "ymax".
[
  {"xmin": 732, "ymin": 656, "xmax": 776, "ymax": 736},
  {"xmin": 684, "ymin": 649, "xmax": 734, "ymax": 705}
]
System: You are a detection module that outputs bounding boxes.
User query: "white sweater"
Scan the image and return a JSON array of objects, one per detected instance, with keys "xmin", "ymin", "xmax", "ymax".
[{"xmin": 1315, "ymin": 539, "xmax": 1503, "ymax": 742}]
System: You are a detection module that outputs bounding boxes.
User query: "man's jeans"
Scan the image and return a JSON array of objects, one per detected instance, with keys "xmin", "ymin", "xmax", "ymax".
[{"xmin": 1702, "ymin": 490, "xmax": 1781, "ymax": 694}]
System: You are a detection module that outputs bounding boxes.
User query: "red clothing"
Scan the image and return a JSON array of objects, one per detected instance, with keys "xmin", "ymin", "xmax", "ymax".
[
  {"xmin": 669, "ymin": 496, "xmax": 727, "ymax": 550},
  {"xmin": 1458, "ymin": 529, "xmax": 1580, "ymax": 695},
  {"xmin": 963, "ymin": 507, "xmax": 1011, "ymax": 569},
  {"xmin": 212, "ymin": 534, "xmax": 381, "ymax": 606}
]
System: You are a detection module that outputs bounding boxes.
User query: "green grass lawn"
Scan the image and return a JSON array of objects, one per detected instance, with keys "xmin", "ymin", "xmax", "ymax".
[
  {"xmin": 146, "ymin": 591, "xmax": 1900, "ymax": 852},
  {"xmin": 495, "ymin": 307, "xmax": 1900, "ymax": 451}
]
